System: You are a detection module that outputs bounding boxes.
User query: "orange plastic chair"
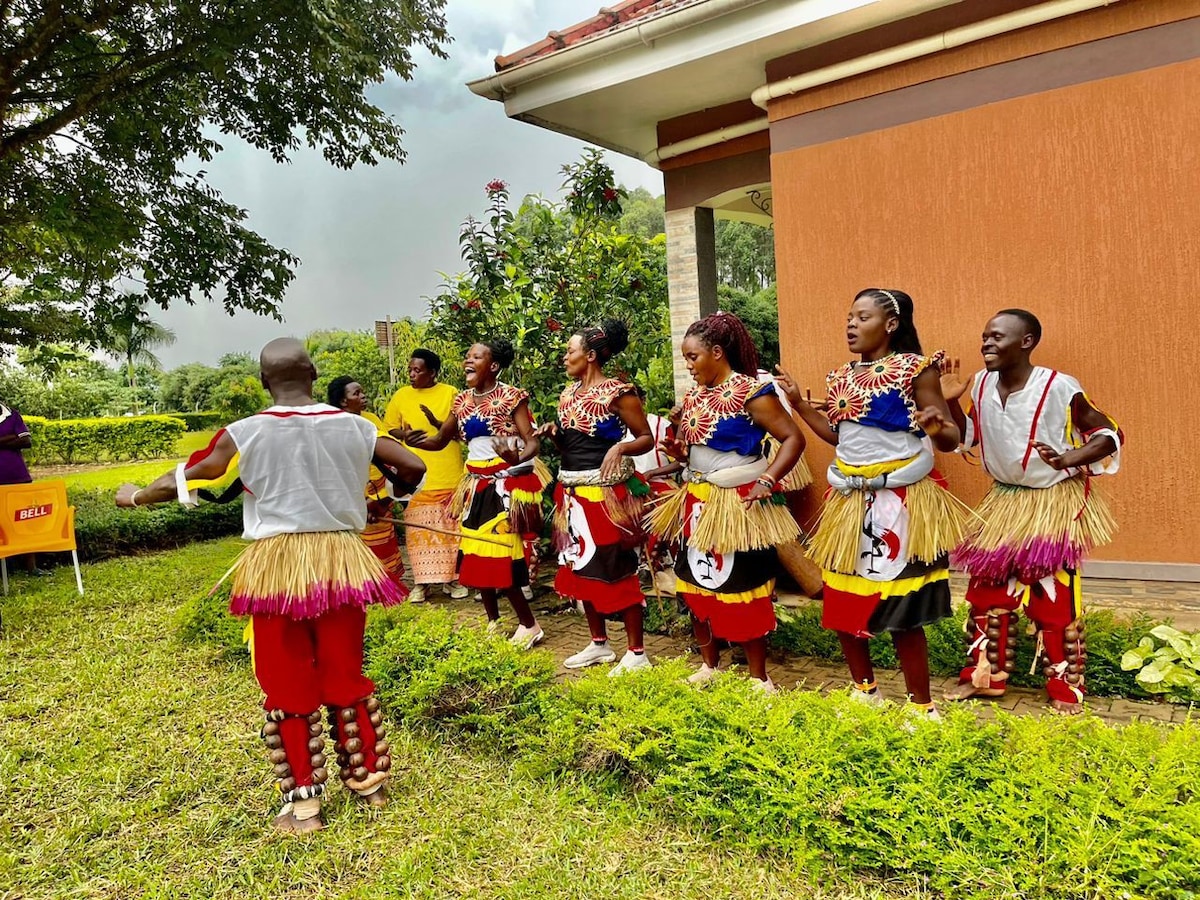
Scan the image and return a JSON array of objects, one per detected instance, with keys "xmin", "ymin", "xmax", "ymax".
[{"xmin": 0, "ymin": 480, "xmax": 83, "ymax": 595}]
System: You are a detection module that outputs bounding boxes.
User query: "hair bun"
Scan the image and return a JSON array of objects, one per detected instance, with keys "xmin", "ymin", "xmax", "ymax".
[
  {"xmin": 600, "ymin": 319, "xmax": 629, "ymax": 356},
  {"xmin": 486, "ymin": 337, "xmax": 515, "ymax": 369}
]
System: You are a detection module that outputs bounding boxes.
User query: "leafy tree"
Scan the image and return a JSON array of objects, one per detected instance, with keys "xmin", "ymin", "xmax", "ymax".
[
  {"xmin": 619, "ymin": 186, "xmax": 665, "ymax": 238},
  {"xmin": 158, "ymin": 362, "xmax": 225, "ymax": 413},
  {"xmin": 429, "ymin": 151, "xmax": 672, "ymax": 423},
  {"xmin": 16, "ymin": 343, "xmax": 90, "ymax": 383},
  {"xmin": 210, "ymin": 375, "xmax": 268, "ymax": 421},
  {"xmin": 715, "ymin": 220, "xmax": 775, "ymax": 292},
  {"xmin": 101, "ymin": 295, "xmax": 176, "ymax": 412},
  {"xmin": 0, "ymin": 0, "xmax": 450, "ymax": 347},
  {"xmin": 718, "ymin": 284, "xmax": 780, "ymax": 371}
]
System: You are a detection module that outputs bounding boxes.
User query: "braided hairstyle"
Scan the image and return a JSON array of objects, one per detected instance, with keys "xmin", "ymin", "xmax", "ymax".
[
  {"xmin": 684, "ymin": 311, "xmax": 760, "ymax": 376},
  {"xmin": 480, "ymin": 337, "xmax": 515, "ymax": 371},
  {"xmin": 326, "ymin": 375, "xmax": 356, "ymax": 409},
  {"xmin": 578, "ymin": 318, "xmax": 630, "ymax": 365},
  {"xmin": 857, "ymin": 288, "xmax": 923, "ymax": 355}
]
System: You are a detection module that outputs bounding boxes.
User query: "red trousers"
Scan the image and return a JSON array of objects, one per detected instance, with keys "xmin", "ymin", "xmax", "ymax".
[
  {"xmin": 252, "ymin": 606, "xmax": 382, "ymax": 788},
  {"xmin": 961, "ymin": 572, "xmax": 1085, "ymax": 704}
]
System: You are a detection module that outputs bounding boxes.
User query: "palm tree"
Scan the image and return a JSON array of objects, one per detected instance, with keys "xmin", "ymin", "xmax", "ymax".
[{"xmin": 103, "ymin": 294, "xmax": 176, "ymax": 414}]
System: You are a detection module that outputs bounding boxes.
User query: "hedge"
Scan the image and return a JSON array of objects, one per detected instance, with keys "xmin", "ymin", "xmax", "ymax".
[
  {"xmin": 353, "ymin": 607, "xmax": 1199, "ymax": 900},
  {"xmin": 70, "ymin": 488, "xmax": 244, "ymax": 562},
  {"xmin": 25, "ymin": 415, "xmax": 186, "ymax": 465},
  {"xmin": 167, "ymin": 411, "xmax": 225, "ymax": 432}
]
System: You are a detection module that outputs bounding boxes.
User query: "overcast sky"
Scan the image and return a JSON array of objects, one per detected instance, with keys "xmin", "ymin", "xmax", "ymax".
[{"xmin": 155, "ymin": 0, "xmax": 663, "ymax": 368}]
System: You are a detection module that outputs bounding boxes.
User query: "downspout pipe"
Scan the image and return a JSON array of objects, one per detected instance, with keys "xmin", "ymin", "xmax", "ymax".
[
  {"xmin": 468, "ymin": 0, "xmax": 772, "ymax": 101},
  {"xmin": 751, "ymin": 0, "xmax": 1122, "ymax": 109}
]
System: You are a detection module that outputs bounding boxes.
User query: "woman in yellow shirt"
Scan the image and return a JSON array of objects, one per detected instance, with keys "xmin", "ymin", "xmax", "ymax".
[{"xmin": 383, "ymin": 350, "xmax": 466, "ymax": 602}]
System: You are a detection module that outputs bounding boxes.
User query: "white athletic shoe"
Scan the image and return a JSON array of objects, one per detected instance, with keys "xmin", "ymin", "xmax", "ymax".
[
  {"xmin": 608, "ymin": 650, "xmax": 652, "ymax": 677},
  {"xmin": 848, "ymin": 684, "xmax": 886, "ymax": 707},
  {"xmin": 751, "ymin": 677, "xmax": 777, "ymax": 695},
  {"xmin": 444, "ymin": 582, "xmax": 470, "ymax": 600},
  {"xmin": 407, "ymin": 585, "xmax": 427, "ymax": 604},
  {"xmin": 564, "ymin": 642, "xmax": 617, "ymax": 670},
  {"xmin": 509, "ymin": 623, "xmax": 545, "ymax": 650},
  {"xmin": 686, "ymin": 663, "xmax": 720, "ymax": 686}
]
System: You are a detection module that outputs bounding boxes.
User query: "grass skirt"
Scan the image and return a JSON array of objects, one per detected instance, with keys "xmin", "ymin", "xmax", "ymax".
[
  {"xmin": 807, "ymin": 478, "xmax": 967, "ymax": 575},
  {"xmin": 645, "ymin": 481, "xmax": 800, "ymax": 556},
  {"xmin": 227, "ymin": 531, "xmax": 405, "ymax": 619},
  {"xmin": 450, "ymin": 457, "xmax": 552, "ymax": 537},
  {"xmin": 953, "ymin": 476, "xmax": 1116, "ymax": 584}
]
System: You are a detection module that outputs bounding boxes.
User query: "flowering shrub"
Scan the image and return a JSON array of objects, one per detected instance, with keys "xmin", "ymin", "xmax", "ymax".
[{"xmin": 428, "ymin": 150, "xmax": 672, "ymax": 422}]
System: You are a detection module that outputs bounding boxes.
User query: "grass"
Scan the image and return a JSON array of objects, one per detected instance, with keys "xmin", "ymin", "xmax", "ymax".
[{"xmin": 0, "ymin": 539, "xmax": 918, "ymax": 900}]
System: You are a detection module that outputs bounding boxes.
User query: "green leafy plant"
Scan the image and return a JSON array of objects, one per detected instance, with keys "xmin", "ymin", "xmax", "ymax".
[
  {"xmin": 429, "ymin": 149, "xmax": 672, "ymax": 423},
  {"xmin": 25, "ymin": 415, "xmax": 186, "ymax": 464},
  {"xmin": 1121, "ymin": 625, "xmax": 1200, "ymax": 700}
]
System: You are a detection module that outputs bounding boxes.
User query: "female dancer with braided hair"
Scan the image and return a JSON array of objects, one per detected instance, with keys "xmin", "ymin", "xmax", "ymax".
[
  {"xmin": 405, "ymin": 338, "xmax": 549, "ymax": 648},
  {"xmin": 778, "ymin": 288, "xmax": 964, "ymax": 720},
  {"xmin": 647, "ymin": 311, "xmax": 806, "ymax": 691},
  {"xmin": 541, "ymin": 320, "xmax": 655, "ymax": 675}
]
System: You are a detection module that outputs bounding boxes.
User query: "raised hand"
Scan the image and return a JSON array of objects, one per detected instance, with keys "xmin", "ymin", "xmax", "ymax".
[
  {"xmin": 1031, "ymin": 440, "xmax": 1068, "ymax": 470},
  {"xmin": 914, "ymin": 406, "xmax": 949, "ymax": 436},
  {"xmin": 773, "ymin": 365, "xmax": 803, "ymax": 408},
  {"xmin": 419, "ymin": 404, "xmax": 441, "ymax": 429},
  {"xmin": 659, "ymin": 434, "xmax": 688, "ymax": 462},
  {"xmin": 940, "ymin": 358, "xmax": 971, "ymax": 401},
  {"xmin": 533, "ymin": 422, "xmax": 558, "ymax": 440}
]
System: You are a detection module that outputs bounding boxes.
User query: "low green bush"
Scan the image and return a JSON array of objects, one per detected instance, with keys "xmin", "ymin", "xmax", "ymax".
[
  {"xmin": 176, "ymin": 582, "xmax": 246, "ymax": 658},
  {"xmin": 358, "ymin": 608, "xmax": 1200, "ymax": 900},
  {"xmin": 70, "ymin": 488, "xmax": 244, "ymax": 562},
  {"xmin": 772, "ymin": 603, "xmax": 1155, "ymax": 701},
  {"xmin": 25, "ymin": 415, "xmax": 186, "ymax": 464},
  {"xmin": 169, "ymin": 411, "xmax": 225, "ymax": 432}
]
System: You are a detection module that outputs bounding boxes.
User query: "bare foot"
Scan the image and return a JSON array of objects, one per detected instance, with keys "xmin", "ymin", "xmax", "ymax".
[
  {"xmin": 273, "ymin": 812, "xmax": 324, "ymax": 834},
  {"xmin": 944, "ymin": 681, "xmax": 1006, "ymax": 702},
  {"xmin": 1049, "ymin": 699, "xmax": 1084, "ymax": 716},
  {"xmin": 358, "ymin": 787, "xmax": 388, "ymax": 808}
]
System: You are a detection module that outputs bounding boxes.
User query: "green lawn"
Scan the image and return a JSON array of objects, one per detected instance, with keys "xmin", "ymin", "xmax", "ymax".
[{"xmin": 0, "ymin": 541, "xmax": 906, "ymax": 900}]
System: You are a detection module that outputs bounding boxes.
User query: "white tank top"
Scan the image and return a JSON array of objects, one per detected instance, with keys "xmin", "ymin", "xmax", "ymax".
[{"xmin": 224, "ymin": 404, "xmax": 377, "ymax": 540}]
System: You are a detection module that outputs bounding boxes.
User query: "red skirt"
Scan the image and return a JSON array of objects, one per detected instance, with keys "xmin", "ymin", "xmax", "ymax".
[{"xmin": 553, "ymin": 483, "xmax": 643, "ymax": 614}]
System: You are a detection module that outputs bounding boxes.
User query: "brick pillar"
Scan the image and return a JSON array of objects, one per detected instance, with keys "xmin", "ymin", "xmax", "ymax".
[{"xmin": 665, "ymin": 206, "xmax": 717, "ymax": 402}]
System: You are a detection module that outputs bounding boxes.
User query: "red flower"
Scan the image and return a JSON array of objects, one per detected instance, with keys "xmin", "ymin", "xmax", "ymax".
[
  {"xmin": 547, "ymin": 318, "xmax": 563, "ymax": 332},
  {"xmin": 467, "ymin": 299, "xmax": 481, "ymax": 310},
  {"xmin": 603, "ymin": 188, "xmax": 618, "ymax": 201},
  {"xmin": 449, "ymin": 303, "xmax": 461, "ymax": 313},
  {"xmin": 485, "ymin": 179, "xmax": 508, "ymax": 194}
]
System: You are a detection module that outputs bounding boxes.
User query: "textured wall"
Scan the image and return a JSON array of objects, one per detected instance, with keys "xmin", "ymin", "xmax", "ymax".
[{"xmin": 771, "ymin": 59, "xmax": 1200, "ymax": 565}]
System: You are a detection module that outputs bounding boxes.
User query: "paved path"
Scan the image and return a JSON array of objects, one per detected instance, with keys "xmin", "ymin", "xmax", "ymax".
[{"xmin": 417, "ymin": 577, "xmax": 1195, "ymax": 728}]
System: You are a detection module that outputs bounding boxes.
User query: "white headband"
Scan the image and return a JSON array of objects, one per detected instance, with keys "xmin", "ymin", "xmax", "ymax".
[{"xmin": 879, "ymin": 290, "xmax": 901, "ymax": 317}]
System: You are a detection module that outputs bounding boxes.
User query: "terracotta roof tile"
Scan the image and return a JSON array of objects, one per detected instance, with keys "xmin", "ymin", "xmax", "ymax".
[{"xmin": 494, "ymin": 0, "xmax": 701, "ymax": 71}]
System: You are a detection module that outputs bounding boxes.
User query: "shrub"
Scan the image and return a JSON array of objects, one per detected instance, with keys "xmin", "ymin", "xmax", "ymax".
[
  {"xmin": 169, "ymin": 411, "xmax": 225, "ymax": 432},
  {"xmin": 25, "ymin": 415, "xmax": 186, "ymax": 464},
  {"xmin": 771, "ymin": 603, "xmax": 1154, "ymax": 701},
  {"xmin": 69, "ymin": 488, "xmax": 244, "ymax": 562},
  {"xmin": 349, "ymin": 609, "xmax": 1200, "ymax": 900}
]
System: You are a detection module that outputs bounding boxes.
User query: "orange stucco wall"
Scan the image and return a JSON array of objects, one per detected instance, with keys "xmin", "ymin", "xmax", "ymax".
[{"xmin": 772, "ymin": 59, "xmax": 1200, "ymax": 566}]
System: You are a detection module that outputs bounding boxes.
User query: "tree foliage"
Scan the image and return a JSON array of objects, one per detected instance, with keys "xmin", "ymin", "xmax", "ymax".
[
  {"xmin": 618, "ymin": 186, "xmax": 665, "ymax": 238},
  {"xmin": 715, "ymin": 219, "xmax": 775, "ymax": 293},
  {"xmin": 428, "ymin": 151, "xmax": 672, "ymax": 423},
  {"xmin": 718, "ymin": 283, "xmax": 780, "ymax": 370},
  {"xmin": 0, "ymin": 0, "xmax": 450, "ymax": 347}
]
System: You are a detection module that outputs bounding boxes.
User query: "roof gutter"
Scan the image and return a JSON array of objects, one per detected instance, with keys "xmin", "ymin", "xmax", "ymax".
[
  {"xmin": 468, "ymin": 0, "xmax": 773, "ymax": 101},
  {"xmin": 751, "ymin": 0, "xmax": 1122, "ymax": 108},
  {"xmin": 648, "ymin": 0, "xmax": 1120, "ymax": 166}
]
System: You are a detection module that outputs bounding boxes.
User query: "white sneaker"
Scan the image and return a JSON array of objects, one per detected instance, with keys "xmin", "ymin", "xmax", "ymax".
[
  {"xmin": 751, "ymin": 677, "xmax": 777, "ymax": 695},
  {"xmin": 509, "ymin": 623, "xmax": 545, "ymax": 650},
  {"xmin": 444, "ymin": 582, "xmax": 469, "ymax": 600},
  {"xmin": 686, "ymin": 663, "xmax": 719, "ymax": 686},
  {"xmin": 608, "ymin": 650, "xmax": 652, "ymax": 677},
  {"xmin": 564, "ymin": 642, "xmax": 617, "ymax": 670},
  {"xmin": 848, "ymin": 684, "xmax": 886, "ymax": 707},
  {"xmin": 904, "ymin": 702, "xmax": 942, "ymax": 724},
  {"xmin": 407, "ymin": 585, "xmax": 427, "ymax": 604}
]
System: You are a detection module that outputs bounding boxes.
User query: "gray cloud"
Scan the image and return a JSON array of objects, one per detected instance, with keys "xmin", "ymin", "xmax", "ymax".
[{"xmin": 157, "ymin": 0, "xmax": 663, "ymax": 368}]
